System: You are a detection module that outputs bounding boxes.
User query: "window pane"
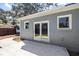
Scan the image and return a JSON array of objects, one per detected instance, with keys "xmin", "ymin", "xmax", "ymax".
[
  {"xmin": 59, "ymin": 17, "xmax": 69, "ymax": 28},
  {"xmin": 35, "ymin": 24, "xmax": 40, "ymax": 37},
  {"xmin": 42, "ymin": 23, "xmax": 48, "ymax": 37},
  {"xmin": 25, "ymin": 23, "xmax": 29, "ymax": 29}
]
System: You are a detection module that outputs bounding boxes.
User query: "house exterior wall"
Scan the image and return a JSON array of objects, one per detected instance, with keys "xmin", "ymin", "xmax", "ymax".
[{"xmin": 20, "ymin": 9, "xmax": 79, "ymax": 52}]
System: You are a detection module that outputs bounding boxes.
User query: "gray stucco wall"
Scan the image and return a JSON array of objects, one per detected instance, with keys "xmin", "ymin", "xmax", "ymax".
[{"xmin": 20, "ymin": 9, "xmax": 79, "ymax": 52}]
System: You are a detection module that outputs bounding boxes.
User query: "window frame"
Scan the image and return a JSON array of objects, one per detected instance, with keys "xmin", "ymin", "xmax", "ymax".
[
  {"xmin": 57, "ymin": 14, "xmax": 72, "ymax": 30},
  {"xmin": 24, "ymin": 21, "xmax": 29, "ymax": 29}
]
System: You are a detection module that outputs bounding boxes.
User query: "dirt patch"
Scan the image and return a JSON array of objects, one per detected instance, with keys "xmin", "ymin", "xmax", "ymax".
[
  {"xmin": 0, "ymin": 35, "xmax": 16, "ymax": 40},
  {"xmin": 0, "ymin": 34, "xmax": 21, "ymax": 42},
  {"xmin": 0, "ymin": 35, "xmax": 20, "ymax": 40},
  {"xmin": 13, "ymin": 36, "xmax": 22, "ymax": 42}
]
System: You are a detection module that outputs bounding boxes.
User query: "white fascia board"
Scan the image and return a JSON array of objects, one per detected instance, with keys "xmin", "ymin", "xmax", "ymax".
[{"xmin": 17, "ymin": 4, "xmax": 79, "ymax": 21}]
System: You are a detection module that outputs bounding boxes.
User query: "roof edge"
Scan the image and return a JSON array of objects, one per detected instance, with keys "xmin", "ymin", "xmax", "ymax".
[{"xmin": 17, "ymin": 4, "xmax": 79, "ymax": 21}]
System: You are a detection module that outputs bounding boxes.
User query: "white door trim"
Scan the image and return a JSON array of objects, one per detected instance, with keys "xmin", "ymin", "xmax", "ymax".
[
  {"xmin": 41, "ymin": 21, "xmax": 49, "ymax": 42},
  {"xmin": 34, "ymin": 22, "xmax": 41, "ymax": 41},
  {"xmin": 33, "ymin": 20, "xmax": 49, "ymax": 42}
]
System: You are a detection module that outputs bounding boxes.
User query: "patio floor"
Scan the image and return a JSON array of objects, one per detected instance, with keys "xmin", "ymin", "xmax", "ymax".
[
  {"xmin": 0, "ymin": 37, "xmax": 69, "ymax": 56},
  {"xmin": 22, "ymin": 40, "xmax": 69, "ymax": 56},
  {"xmin": 0, "ymin": 38, "xmax": 37, "ymax": 56}
]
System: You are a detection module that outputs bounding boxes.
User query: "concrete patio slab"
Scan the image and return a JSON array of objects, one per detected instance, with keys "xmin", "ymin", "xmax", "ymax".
[
  {"xmin": 0, "ymin": 38, "xmax": 37, "ymax": 56},
  {"xmin": 21, "ymin": 40, "xmax": 69, "ymax": 56},
  {"xmin": 0, "ymin": 38, "xmax": 69, "ymax": 56}
]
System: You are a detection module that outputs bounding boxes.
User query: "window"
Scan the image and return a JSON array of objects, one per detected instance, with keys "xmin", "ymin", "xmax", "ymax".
[
  {"xmin": 24, "ymin": 21, "xmax": 29, "ymax": 29},
  {"xmin": 57, "ymin": 14, "xmax": 72, "ymax": 30}
]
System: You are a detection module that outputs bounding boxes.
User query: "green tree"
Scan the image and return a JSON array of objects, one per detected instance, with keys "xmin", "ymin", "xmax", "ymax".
[
  {"xmin": 11, "ymin": 3, "xmax": 59, "ymax": 18},
  {"xmin": 2, "ymin": 19, "xmax": 8, "ymax": 24},
  {"xmin": 0, "ymin": 8, "xmax": 8, "ymax": 24}
]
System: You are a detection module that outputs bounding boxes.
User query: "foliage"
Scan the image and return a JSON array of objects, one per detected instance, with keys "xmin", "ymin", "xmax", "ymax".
[
  {"xmin": 11, "ymin": 3, "xmax": 59, "ymax": 18},
  {"xmin": 0, "ymin": 8, "xmax": 8, "ymax": 24},
  {"xmin": 11, "ymin": 20, "xmax": 16, "ymax": 25},
  {"xmin": 2, "ymin": 20, "xmax": 8, "ymax": 24},
  {"xmin": 0, "ymin": 3, "xmax": 60, "ymax": 25}
]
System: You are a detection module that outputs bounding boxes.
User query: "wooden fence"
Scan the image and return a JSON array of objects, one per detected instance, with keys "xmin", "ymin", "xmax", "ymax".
[{"xmin": 0, "ymin": 28, "xmax": 16, "ymax": 36}]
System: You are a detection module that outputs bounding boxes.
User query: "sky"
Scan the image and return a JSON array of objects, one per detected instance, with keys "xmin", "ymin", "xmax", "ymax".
[{"xmin": 0, "ymin": 3, "xmax": 12, "ymax": 11}]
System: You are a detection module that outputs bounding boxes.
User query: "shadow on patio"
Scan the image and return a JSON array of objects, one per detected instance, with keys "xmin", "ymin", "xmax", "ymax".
[{"xmin": 21, "ymin": 40, "xmax": 69, "ymax": 56}]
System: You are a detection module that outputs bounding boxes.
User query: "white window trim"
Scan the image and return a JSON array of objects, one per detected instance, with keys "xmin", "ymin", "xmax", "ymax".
[
  {"xmin": 57, "ymin": 14, "xmax": 72, "ymax": 30},
  {"xmin": 24, "ymin": 21, "xmax": 29, "ymax": 29}
]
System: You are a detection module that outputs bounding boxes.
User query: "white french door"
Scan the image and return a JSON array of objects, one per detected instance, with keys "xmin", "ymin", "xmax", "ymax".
[{"xmin": 34, "ymin": 21, "xmax": 49, "ymax": 42}]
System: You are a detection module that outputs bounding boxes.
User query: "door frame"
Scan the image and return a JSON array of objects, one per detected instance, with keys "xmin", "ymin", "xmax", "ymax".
[
  {"xmin": 34, "ymin": 22, "xmax": 41, "ymax": 41},
  {"xmin": 33, "ymin": 20, "xmax": 49, "ymax": 42}
]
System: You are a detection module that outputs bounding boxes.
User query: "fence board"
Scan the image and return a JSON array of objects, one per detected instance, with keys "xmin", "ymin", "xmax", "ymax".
[{"xmin": 0, "ymin": 28, "xmax": 16, "ymax": 36}]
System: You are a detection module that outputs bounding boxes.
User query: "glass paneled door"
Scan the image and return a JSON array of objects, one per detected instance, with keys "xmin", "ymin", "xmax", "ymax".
[
  {"xmin": 34, "ymin": 21, "xmax": 49, "ymax": 42},
  {"xmin": 34, "ymin": 22, "xmax": 41, "ymax": 41}
]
